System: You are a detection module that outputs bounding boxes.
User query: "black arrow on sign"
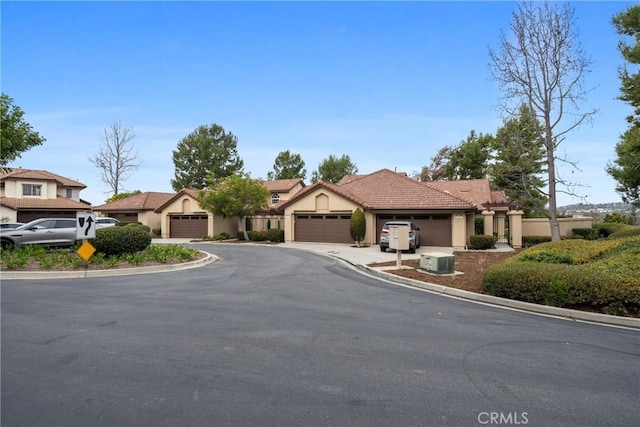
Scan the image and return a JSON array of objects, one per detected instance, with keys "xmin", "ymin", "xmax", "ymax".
[{"xmin": 84, "ymin": 216, "xmax": 94, "ymax": 236}]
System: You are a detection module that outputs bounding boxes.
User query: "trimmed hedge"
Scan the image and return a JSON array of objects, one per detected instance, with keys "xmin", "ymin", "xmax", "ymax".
[
  {"xmin": 247, "ymin": 230, "xmax": 267, "ymax": 241},
  {"xmin": 522, "ymin": 236, "xmax": 552, "ymax": 247},
  {"xmin": 608, "ymin": 226, "xmax": 640, "ymax": 239},
  {"xmin": 469, "ymin": 235, "xmax": 497, "ymax": 250},
  {"xmin": 93, "ymin": 226, "xmax": 152, "ymax": 256},
  {"xmin": 266, "ymin": 228, "xmax": 284, "ymax": 242},
  {"xmin": 572, "ymin": 227, "xmax": 598, "ymax": 240},
  {"xmin": 593, "ymin": 222, "xmax": 629, "ymax": 238},
  {"xmin": 483, "ymin": 235, "xmax": 640, "ymax": 316}
]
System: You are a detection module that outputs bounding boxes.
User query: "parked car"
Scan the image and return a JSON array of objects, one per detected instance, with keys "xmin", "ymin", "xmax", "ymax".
[
  {"xmin": 379, "ymin": 221, "xmax": 421, "ymax": 253},
  {"xmin": 0, "ymin": 222, "xmax": 24, "ymax": 230},
  {"xmin": 95, "ymin": 217, "xmax": 120, "ymax": 229},
  {"xmin": 0, "ymin": 218, "xmax": 77, "ymax": 249}
]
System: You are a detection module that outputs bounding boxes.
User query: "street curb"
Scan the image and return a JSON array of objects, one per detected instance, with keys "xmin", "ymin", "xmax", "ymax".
[
  {"xmin": 0, "ymin": 251, "xmax": 217, "ymax": 280},
  {"xmin": 313, "ymin": 251, "xmax": 640, "ymax": 330}
]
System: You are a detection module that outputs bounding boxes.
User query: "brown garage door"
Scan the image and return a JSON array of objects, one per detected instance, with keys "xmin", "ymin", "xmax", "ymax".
[
  {"xmin": 169, "ymin": 215, "xmax": 208, "ymax": 238},
  {"xmin": 17, "ymin": 210, "xmax": 76, "ymax": 223},
  {"xmin": 376, "ymin": 214, "xmax": 451, "ymax": 246},
  {"xmin": 295, "ymin": 214, "xmax": 353, "ymax": 243}
]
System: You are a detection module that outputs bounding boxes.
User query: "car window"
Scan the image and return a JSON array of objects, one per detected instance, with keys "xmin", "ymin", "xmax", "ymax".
[
  {"xmin": 33, "ymin": 220, "xmax": 57, "ymax": 229},
  {"xmin": 55, "ymin": 220, "xmax": 76, "ymax": 228}
]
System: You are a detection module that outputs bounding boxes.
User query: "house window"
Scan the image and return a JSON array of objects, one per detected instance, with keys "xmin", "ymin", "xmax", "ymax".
[
  {"xmin": 66, "ymin": 188, "xmax": 79, "ymax": 199},
  {"xmin": 271, "ymin": 193, "xmax": 280, "ymax": 204},
  {"xmin": 22, "ymin": 184, "xmax": 41, "ymax": 196}
]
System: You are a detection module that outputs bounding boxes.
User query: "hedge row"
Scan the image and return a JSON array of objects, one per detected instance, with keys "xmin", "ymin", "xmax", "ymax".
[
  {"xmin": 93, "ymin": 226, "xmax": 152, "ymax": 256},
  {"xmin": 468, "ymin": 235, "xmax": 497, "ymax": 250},
  {"xmin": 483, "ymin": 235, "xmax": 640, "ymax": 316}
]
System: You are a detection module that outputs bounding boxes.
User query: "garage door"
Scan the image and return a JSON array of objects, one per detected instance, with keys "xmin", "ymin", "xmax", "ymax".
[
  {"xmin": 169, "ymin": 215, "xmax": 208, "ymax": 238},
  {"xmin": 295, "ymin": 214, "xmax": 353, "ymax": 243},
  {"xmin": 376, "ymin": 214, "xmax": 451, "ymax": 246},
  {"xmin": 17, "ymin": 211, "xmax": 76, "ymax": 223}
]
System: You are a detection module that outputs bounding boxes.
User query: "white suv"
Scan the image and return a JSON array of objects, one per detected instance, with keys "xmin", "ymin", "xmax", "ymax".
[{"xmin": 95, "ymin": 217, "xmax": 120, "ymax": 229}]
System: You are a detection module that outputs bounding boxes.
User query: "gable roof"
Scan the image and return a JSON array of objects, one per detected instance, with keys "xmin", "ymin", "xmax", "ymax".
[
  {"xmin": 1, "ymin": 196, "xmax": 91, "ymax": 210},
  {"xmin": 153, "ymin": 188, "xmax": 201, "ymax": 213},
  {"xmin": 278, "ymin": 169, "xmax": 476, "ymax": 210},
  {"xmin": 428, "ymin": 179, "xmax": 509, "ymax": 211},
  {"xmin": 93, "ymin": 192, "xmax": 175, "ymax": 212},
  {"xmin": 262, "ymin": 178, "xmax": 305, "ymax": 193},
  {"xmin": 0, "ymin": 168, "xmax": 86, "ymax": 188}
]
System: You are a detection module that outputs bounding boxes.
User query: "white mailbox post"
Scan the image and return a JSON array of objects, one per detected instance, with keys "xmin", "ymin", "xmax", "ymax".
[{"xmin": 388, "ymin": 224, "xmax": 409, "ymax": 268}]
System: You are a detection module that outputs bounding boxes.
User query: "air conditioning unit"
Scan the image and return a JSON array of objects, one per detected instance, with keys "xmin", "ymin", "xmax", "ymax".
[{"xmin": 420, "ymin": 253, "xmax": 455, "ymax": 274}]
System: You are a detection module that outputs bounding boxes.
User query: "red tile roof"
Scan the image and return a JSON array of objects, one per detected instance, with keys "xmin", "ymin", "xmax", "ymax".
[
  {"xmin": 427, "ymin": 179, "xmax": 509, "ymax": 211},
  {"xmin": 93, "ymin": 192, "xmax": 175, "ymax": 211},
  {"xmin": 1, "ymin": 196, "xmax": 91, "ymax": 210},
  {"xmin": 279, "ymin": 169, "xmax": 476, "ymax": 210},
  {"xmin": 262, "ymin": 179, "xmax": 305, "ymax": 192},
  {"xmin": 0, "ymin": 168, "xmax": 86, "ymax": 188}
]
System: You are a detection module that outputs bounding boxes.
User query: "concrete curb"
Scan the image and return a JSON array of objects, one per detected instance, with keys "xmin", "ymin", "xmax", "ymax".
[
  {"xmin": 307, "ymin": 249, "xmax": 640, "ymax": 330},
  {"xmin": 0, "ymin": 251, "xmax": 217, "ymax": 280}
]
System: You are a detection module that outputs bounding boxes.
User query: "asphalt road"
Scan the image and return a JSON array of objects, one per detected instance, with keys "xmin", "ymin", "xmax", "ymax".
[{"xmin": 2, "ymin": 244, "xmax": 639, "ymax": 427}]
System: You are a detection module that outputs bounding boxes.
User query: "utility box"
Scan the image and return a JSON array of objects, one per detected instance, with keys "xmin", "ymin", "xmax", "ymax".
[
  {"xmin": 420, "ymin": 252, "xmax": 455, "ymax": 274},
  {"xmin": 389, "ymin": 224, "xmax": 410, "ymax": 251}
]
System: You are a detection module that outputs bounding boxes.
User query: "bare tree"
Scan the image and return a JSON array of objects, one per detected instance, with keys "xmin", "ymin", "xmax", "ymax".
[
  {"xmin": 415, "ymin": 146, "xmax": 451, "ymax": 181},
  {"xmin": 89, "ymin": 122, "xmax": 141, "ymax": 196},
  {"xmin": 489, "ymin": 2, "xmax": 596, "ymax": 241}
]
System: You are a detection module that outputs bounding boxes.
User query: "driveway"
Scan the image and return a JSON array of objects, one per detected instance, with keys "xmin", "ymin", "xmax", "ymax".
[{"xmin": 2, "ymin": 244, "xmax": 639, "ymax": 426}]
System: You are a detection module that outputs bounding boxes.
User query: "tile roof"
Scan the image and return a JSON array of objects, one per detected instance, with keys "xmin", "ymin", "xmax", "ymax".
[
  {"xmin": 262, "ymin": 179, "xmax": 305, "ymax": 192},
  {"xmin": 1, "ymin": 196, "xmax": 92, "ymax": 210},
  {"xmin": 279, "ymin": 169, "xmax": 476, "ymax": 210},
  {"xmin": 427, "ymin": 179, "xmax": 510, "ymax": 211},
  {"xmin": 92, "ymin": 192, "xmax": 175, "ymax": 211},
  {"xmin": 0, "ymin": 168, "xmax": 86, "ymax": 188}
]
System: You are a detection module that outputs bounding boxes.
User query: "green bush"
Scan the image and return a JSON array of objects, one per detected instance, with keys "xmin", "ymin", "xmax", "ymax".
[
  {"xmin": 572, "ymin": 227, "xmax": 599, "ymax": 240},
  {"xmin": 603, "ymin": 212, "xmax": 634, "ymax": 225},
  {"xmin": 468, "ymin": 235, "xmax": 497, "ymax": 250},
  {"xmin": 124, "ymin": 222, "xmax": 151, "ymax": 233},
  {"xmin": 483, "ymin": 236, "xmax": 640, "ymax": 316},
  {"xmin": 522, "ymin": 236, "xmax": 552, "ymax": 247},
  {"xmin": 237, "ymin": 232, "xmax": 246, "ymax": 240},
  {"xmin": 93, "ymin": 226, "xmax": 152, "ymax": 256},
  {"xmin": 350, "ymin": 208, "xmax": 366, "ymax": 245},
  {"xmin": 593, "ymin": 222, "xmax": 628, "ymax": 238},
  {"xmin": 152, "ymin": 228, "xmax": 161, "ymax": 238},
  {"xmin": 247, "ymin": 230, "xmax": 267, "ymax": 241},
  {"xmin": 265, "ymin": 228, "xmax": 284, "ymax": 242},
  {"xmin": 608, "ymin": 227, "xmax": 640, "ymax": 239}
]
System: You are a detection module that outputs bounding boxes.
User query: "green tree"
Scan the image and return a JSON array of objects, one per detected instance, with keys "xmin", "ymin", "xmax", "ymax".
[
  {"xmin": 490, "ymin": 104, "xmax": 547, "ymax": 214},
  {"xmin": 607, "ymin": 5, "xmax": 640, "ymax": 208},
  {"xmin": 197, "ymin": 173, "xmax": 269, "ymax": 240},
  {"xmin": 104, "ymin": 190, "xmax": 142, "ymax": 204},
  {"xmin": 267, "ymin": 150, "xmax": 307, "ymax": 180},
  {"xmin": 1, "ymin": 93, "xmax": 46, "ymax": 166},
  {"xmin": 311, "ymin": 154, "xmax": 358, "ymax": 184},
  {"xmin": 490, "ymin": 2, "xmax": 596, "ymax": 241},
  {"xmin": 171, "ymin": 124, "xmax": 244, "ymax": 191},
  {"xmin": 416, "ymin": 146, "xmax": 451, "ymax": 181},
  {"xmin": 443, "ymin": 131, "xmax": 492, "ymax": 180},
  {"xmin": 350, "ymin": 208, "xmax": 366, "ymax": 247}
]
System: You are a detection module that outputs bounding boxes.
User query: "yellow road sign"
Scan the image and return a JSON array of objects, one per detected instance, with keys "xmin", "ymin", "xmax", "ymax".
[{"xmin": 76, "ymin": 240, "xmax": 96, "ymax": 262}]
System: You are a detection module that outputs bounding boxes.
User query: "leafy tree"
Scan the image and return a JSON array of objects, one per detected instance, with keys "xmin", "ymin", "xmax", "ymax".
[
  {"xmin": 311, "ymin": 154, "xmax": 358, "ymax": 184},
  {"xmin": 416, "ymin": 146, "xmax": 451, "ymax": 181},
  {"xmin": 89, "ymin": 122, "xmax": 141, "ymax": 196},
  {"xmin": 350, "ymin": 208, "xmax": 366, "ymax": 247},
  {"xmin": 171, "ymin": 124, "xmax": 244, "ymax": 191},
  {"xmin": 104, "ymin": 190, "xmax": 142, "ymax": 204},
  {"xmin": 490, "ymin": 104, "xmax": 547, "ymax": 214},
  {"xmin": 197, "ymin": 173, "xmax": 269, "ymax": 240},
  {"xmin": 607, "ymin": 5, "xmax": 640, "ymax": 208},
  {"xmin": 443, "ymin": 131, "xmax": 492, "ymax": 180},
  {"xmin": 267, "ymin": 150, "xmax": 307, "ymax": 180},
  {"xmin": 490, "ymin": 2, "xmax": 596, "ymax": 241},
  {"xmin": 0, "ymin": 93, "xmax": 46, "ymax": 166},
  {"xmin": 603, "ymin": 212, "xmax": 634, "ymax": 225}
]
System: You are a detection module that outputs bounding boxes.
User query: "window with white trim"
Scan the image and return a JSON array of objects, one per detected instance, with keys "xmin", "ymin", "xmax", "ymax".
[
  {"xmin": 66, "ymin": 188, "xmax": 79, "ymax": 199},
  {"xmin": 22, "ymin": 184, "xmax": 42, "ymax": 196}
]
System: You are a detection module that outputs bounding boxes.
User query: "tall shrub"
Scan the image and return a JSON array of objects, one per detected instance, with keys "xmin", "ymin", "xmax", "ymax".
[{"xmin": 350, "ymin": 208, "xmax": 366, "ymax": 247}]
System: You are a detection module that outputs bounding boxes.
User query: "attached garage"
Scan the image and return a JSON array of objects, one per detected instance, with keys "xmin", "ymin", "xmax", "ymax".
[
  {"xmin": 17, "ymin": 210, "xmax": 76, "ymax": 223},
  {"xmin": 295, "ymin": 214, "xmax": 353, "ymax": 243},
  {"xmin": 169, "ymin": 215, "xmax": 208, "ymax": 238},
  {"xmin": 376, "ymin": 214, "xmax": 451, "ymax": 247}
]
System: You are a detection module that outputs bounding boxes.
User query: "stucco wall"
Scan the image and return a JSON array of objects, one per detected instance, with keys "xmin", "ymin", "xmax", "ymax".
[
  {"xmin": 0, "ymin": 206, "xmax": 18, "ymax": 222},
  {"xmin": 522, "ymin": 217, "xmax": 594, "ymax": 237},
  {"xmin": 158, "ymin": 195, "xmax": 209, "ymax": 238},
  {"xmin": 138, "ymin": 211, "xmax": 163, "ymax": 231}
]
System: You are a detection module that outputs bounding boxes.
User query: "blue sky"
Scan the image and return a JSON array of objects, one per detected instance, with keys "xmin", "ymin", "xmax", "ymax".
[{"xmin": 1, "ymin": 1, "xmax": 635, "ymax": 206}]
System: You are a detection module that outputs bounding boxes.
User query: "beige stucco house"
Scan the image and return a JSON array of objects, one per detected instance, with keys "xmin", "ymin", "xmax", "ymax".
[
  {"xmin": 248, "ymin": 178, "xmax": 305, "ymax": 231},
  {"xmin": 0, "ymin": 168, "xmax": 91, "ymax": 223},
  {"xmin": 92, "ymin": 192, "xmax": 175, "ymax": 231},
  {"xmin": 277, "ymin": 169, "xmax": 524, "ymax": 249}
]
